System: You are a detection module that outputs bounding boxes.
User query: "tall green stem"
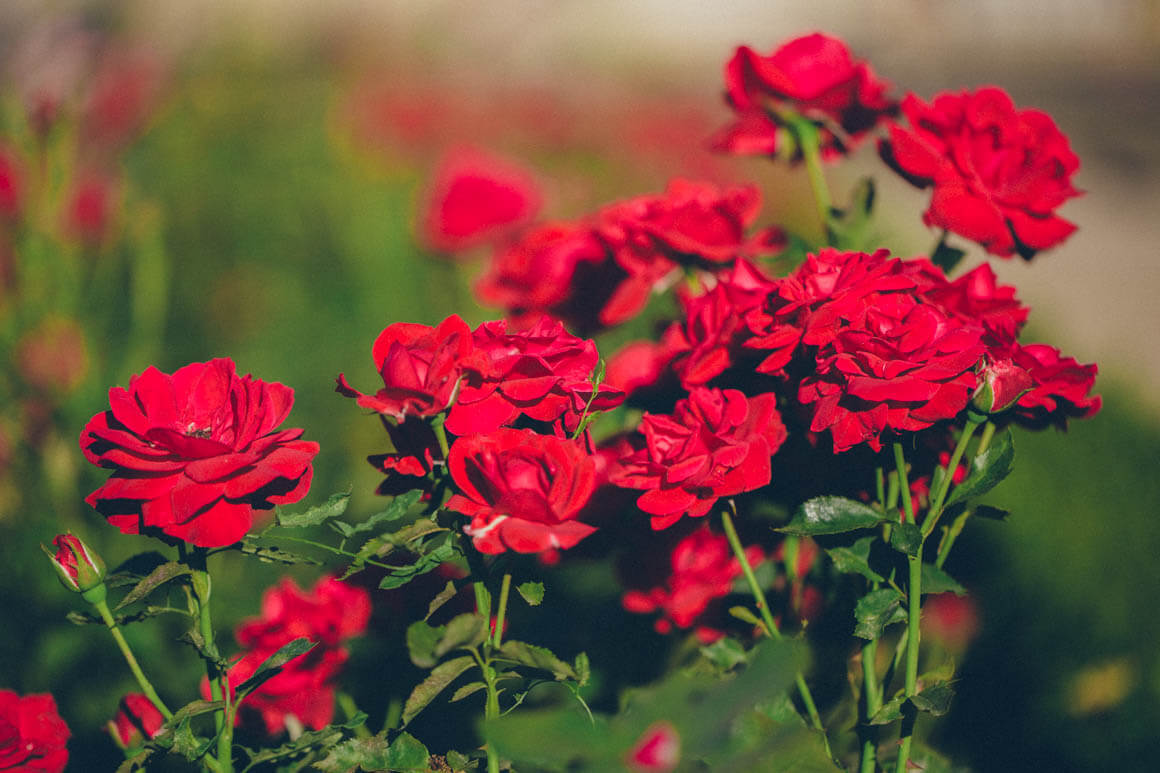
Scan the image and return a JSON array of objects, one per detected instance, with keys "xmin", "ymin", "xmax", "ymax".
[
  {"xmin": 190, "ymin": 550, "xmax": 233, "ymax": 773},
  {"xmin": 790, "ymin": 117, "xmax": 832, "ymax": 235},
  {"xmin": 493, "ymin": 574, "xmax": 512, "ymax": 648},
  {"xmin": 859, "ymin": 637, "xmax": 881, "ymax": 773},
  {"xmin": 894, "ymin": 555, "xmax": 923, "ymax": 773},
  {"xmin": 922, "ymin": 417, "xmax": 983, "ymax": 539},
  {"xmin": 92, "ymin": 598, "xmax": 174, "ymax": 720},
  {"xmin": 720, "ymin": 505, "xmax": 829, "ymax": 756},
  {"xmin": 892, "ymin": 444, "xmax": 915, "ymax": 526}
]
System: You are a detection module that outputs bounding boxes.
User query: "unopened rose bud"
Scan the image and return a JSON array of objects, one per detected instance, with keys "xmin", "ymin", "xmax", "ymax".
[
  {"xmin": 43, "ymin": 533, "xmax": 106, "ymax": 601},
  {"xmin": 971, "ymin": 358, "xmax": 1033, "ymax": 416}
]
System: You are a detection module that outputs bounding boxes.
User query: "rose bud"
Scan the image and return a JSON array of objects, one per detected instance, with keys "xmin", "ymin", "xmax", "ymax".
[
  {"xmin": 109, "ymin": 693, "xmax": 165, "ymax": 750},
  {"xmin": 972, "ymin": 357, "xmax": 1034, "ymax": 415},
  {"xmin": 42, "ymin": 533, "xmax": 107, "ymax": 600},
  {"xmin": 626, "ymin": 721, "xmax": 680, "ymax": 772}
]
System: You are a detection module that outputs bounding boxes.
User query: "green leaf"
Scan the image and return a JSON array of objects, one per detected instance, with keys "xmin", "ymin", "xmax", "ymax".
[
  {"xmin": 868, "ymin": 692, "xmax": 907, "ymax": 725},
  {"xmin": 729, "ymin": 605, "xmax": 764, "ymax": 628},
  {"xmin": 406, "ymin": 620, "xmax": 446, "ymax": 669},
  {"xmin": 516, "ymin": 581, "xmax": 545, "ymax": 606},
  {"xmin": 351, "ymin": 490, "xmax": 424, "ymax": 535},
  {"xmin": 854, "ymin": 588, "xmax": 906, "ymax": 640},
  {"xmin": 177, "ymin": 629, "xmax": 224, "ymax": 666},
  {"xmin": 67, "ymin": 605, "xmax": 187, "ymax": 627},
  {"xmin": 450, "ymin": 682, "xmax": 488, "ymax": 703},
  {"xmin": 386, "ymin": 731, "xmax": 431, "ymax": 771},
  {"xmin": 314, "ymin": 735, "xmax": 391, "ymax": 772},
  {"xmin": 435, "ymin": 614, "xmax": 487, "ymax": 658},
  {"xmin": 946, "ymin": 428, "xmax": 1015, "ymax": 507},
  {"xmin": 236, "ymin": 543, "xmax": 323, "ymax": 565},
  {"xmin": 573, "ymin": 652, "xmax": 591, "ymax": 689},
  {"xmin": 235, "ymin": 637, "xmax": 316, "ymax": 699},
  {"xmin": 240, "ymin": 715, "xmax": 365, "ymax": 768},
  {"xmin": 425, "ymin": 580, "xmax": 460, "ymax": 621},
  {"xmin": 826, "ymin": 536, "xmax": 884, "ymax": 583},
  {"xmin": 973, "ymin": 504, "xmax": 1011, "ymax": 520},
  {"xmin": 700, "ymin": 637, "xmax": 748, "ymax": 670},
  {"xmin": 115, "ymin": 748, "xmax": 151, "ymax": 773},
  {"xmin": 445, "ymin": 749, "xmax": 475, "ymax": 771},
  {"xmin": 275, "ymin": 489, "xmax": 351, "ymax": 528},
  {"xmin": 889, "ymin": 522, "xmax": 923, "ymax": 557},
  {"xmin": 169, "ymin": 699, "xmax": 223, "ymax": 724},
  {"xmin": 912, "ymin": 683, "xmax": 955, "ymax": 717},
  {"xmin": 922, "ymin": 564, "xmax": 967, "ymax": 596},
  {"xmin": 931, "ymin": 240, "xmax": 966, "ymax": 274},
  {"xmin": 115, "ymin": 562, "xmax": 191, "ymax": 610},
  {"xmin": 402, "ymin": 655, "xmax": 476, "ymax": 726},
  {"xmin": 497, "ymin": 640, "xmax": 578, "ymax": 681},
  {"xmin": 780, "ymin": 496, "xmax": 886, "ymax": 536}
]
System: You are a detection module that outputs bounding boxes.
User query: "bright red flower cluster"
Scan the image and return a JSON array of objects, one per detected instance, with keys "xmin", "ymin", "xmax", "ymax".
[
  {"xmin": 883, "ymin": 88, "xmax": 1081, "ymax": 259},
  {"xmin": 215, "ymin": 576, "xmax": 371, "ymax": 736},
  {"xmin": 80, "ymin": 359, "xmax": 319, "ymax": 547},
  {"xmin": 477, "ymin": 179, "xmax": 780, "ymax": 331},
  {"xmin": 0, "ymin": 690, "xmax": 69, "ymax": 773},
  {"xmin": 622, "ymin": 525, "xmax": 763, "ymax": 642}
]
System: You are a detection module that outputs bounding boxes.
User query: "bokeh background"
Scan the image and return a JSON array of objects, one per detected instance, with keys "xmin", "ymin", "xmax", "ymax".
[{"xmin": 1, "ymin": 1, "xmax": 1157, "ymax": 770}]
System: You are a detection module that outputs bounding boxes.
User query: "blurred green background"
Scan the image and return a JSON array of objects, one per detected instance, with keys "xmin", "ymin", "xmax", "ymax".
[{"xmin": 0, "ymin": 2, "xmax": 1157, "ymax": 770}]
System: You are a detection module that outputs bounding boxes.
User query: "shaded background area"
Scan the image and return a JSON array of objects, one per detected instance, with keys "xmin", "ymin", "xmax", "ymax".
[{"xmin": 0, "ymin": 1, "xmax": 1157, "ymax": 770}]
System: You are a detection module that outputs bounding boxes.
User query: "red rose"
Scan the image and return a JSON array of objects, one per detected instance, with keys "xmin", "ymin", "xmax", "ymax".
[
  {"xmin": 664, "ymin": 259, "xmax": 776, "ymax": 386},
  {"xmin": 419, "ymin": 145, "xmax": 543, "ymax": 254},
  {"xmin": 366, "ymin": 415, "xmax": 441, "ymax": 495},
  {"xmin": 611, "ymin": 389, "xmax": 786, "ymax": 529},
  {"xmin": 444, "ymin": 316, "xmax": 623, "ymax": 436},
  {"xmin": 475, "ymin": 222, "xmax": 609, "ymax": 331},
  {"xmin": 604, "ymin": 339, "xmax": 675, "ymax": 398},
  {"xmin": 882, "ymin": 87, "xmax": 1081, "ymax": 258},
  {"xmin": 336, "ymin": 314, "xmax": 490, "ymax": 422},
  {"xmin": 111, "ymin": 693, "xmax": 164, "ymax": 749},
  {"xmin": 924, "ymin": 263, "xmax": 1029, "ymax": 345},
  {"xmin": 800, "ymin": 289, "xmax": 986, "ymax": 453},
  {"xmin": 0, "ymin": 690, "xmax": 70, "ymax": 773},
  {"xmin": 622, "ymin": 525, "xmax": 763, "ymax": 640},
  {"xmin": 214, "ymin": 576, "xmax": 371, "ymax": 736},
  {"xmin": 921, "ymin": 592, "xmax": 980, "ymax": 652},
  {"xmin": 593, "ymin": 180, "xmax": 777, "ymax": 326},
  {"xmin": 626, "ymin": 721, "xmax": 680, "ymax": 773},
  {"xmin": 1005, "ymin": 343, "xmax": 1100, "ymax": 426},
  {"xmin": 446, "ymin": 428, "xmax": 597, "ymax": 554},
  {"xmin": 64, "ymin": 173, "xmax": 117, "ymax": 245},
  {"xmin": 713, "ymin": 33, "xmax": 896, "ymax": 159},
  {"xmin": 80, "ymin": 358, "xmax": 318, "ymax": 548}
]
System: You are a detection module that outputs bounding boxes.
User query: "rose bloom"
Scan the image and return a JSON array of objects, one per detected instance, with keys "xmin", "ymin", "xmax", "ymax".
[
  {"xmin": 713, "ymin": 32, "xmax": 896, "ymax": 159},
  {"xmin": 0, "ymin": 690, "xmax": 69, "ymax": 773},
  {"xmin": 882, "ymin": 87, "xmax": 1081, "ymax": 258},
  {"xmin": 626, "ymin": 721, "xmax": 681, "ymax": 773},
  {"xmin": 64, "ymin": 173, "xmax": 117, "ymax": 245},
  {"xmin": 80, "ymin": 358, "xmax": 318, "ymax": 547},
  {"xmin": 921, "ymin": 592, "xmax": 980, "ymax": 652},
  {"xmin": 446, "ymin": 427, "xmax": 597, "ymax": 554},
  {"xmin": 336, "ymin": 314, "xmax": 490, "ymax": 422},
  {"xmin": 445, "ymin": 316, "xmax": 624, "ymax": 436},
  {"xmin": 110, "ymin": 693, "xmax": 164, "ymax": 748},
  {"xmin": 622, "ymin": 525, "xmax": 763, "ymax": 642},
  {"xmin": 0, "ymin": 146, "xmax": 21, "ymax": 219},
  {"xmin": 611, "ymin": 389, "xmax": 787, "ymax": 529},
  {"xmin": 212, "ymin": 576, "xmax": 371, "ymax": 736},
  {"xmin": 419, "ymin": 145, "xmax": 542, "ymax": 254},
  {"xmin": 1002, "ymin": 342, "xmax": 1101, "ymax": 427}
]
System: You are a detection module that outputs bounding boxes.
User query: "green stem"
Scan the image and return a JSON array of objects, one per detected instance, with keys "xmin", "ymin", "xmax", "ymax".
[
  {"xmin": 790, "ymin": 117, "xmax": 832, "ymax": 235},
  {"xmin": 894, "ymin": 555, "xmax": 923, "ymax": 773},
  {"xmin": 892, "ymin": 443, "xmax": 915, "ymax": 526},
  {"xmin": 493, "ymin": 574, "xmax": 512, "ymax": 648},
  {"xmin": 933, "ymin": 419, "xmax": 992, "ymax": 568},
  {"xmin": 190, "ymin": 550, "xmax": 233, "ymax": 773},
  {"xmin": 875, "ymin": 467, "xmax": 885, "ymax": 511},
  {"xmin": 975, "ymin": 421, "xmax": 996, "ymax": 457},
  {"xmin": 92, "ymin": 598, "xmax": 174, "ymax": 720},
  {"xmin": 432, "ymin": 415, "xmax": 451, "ymax": 459},
  {"xmin": 859, "ymin": 637, "xmax": 881, "ymax": 773},
  {"xmin": 721, "ymin": 504, "xmax": 829, "ymax": 756},
  {"xmin": 922, "ymin": 417, "xmax": 983, "ymax": 539}
]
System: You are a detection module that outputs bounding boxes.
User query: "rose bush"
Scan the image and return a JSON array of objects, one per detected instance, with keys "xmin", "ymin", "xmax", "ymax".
[{"xmin": 80, "ymin": 358, "xmax": 319, "ymax": 547}]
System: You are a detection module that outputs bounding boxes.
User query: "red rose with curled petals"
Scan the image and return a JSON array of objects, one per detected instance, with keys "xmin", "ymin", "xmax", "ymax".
[
  {"xmin": 336, "ymin": 314, "xmax": 489, "ymax": 422},
  {"xmin": 419, "ymin": 145, "xmax": 543, "ymax": 254},
  {"xmin": 445, "ymin": 316, "xmax": 624, "ymax": 436},
  {"xmin": 925, "ymin": 263, "xmax": 1029, "ymax": 345},
  {"xmin": 882, "ymin": 87, "xmax": 1081, "ymax": 259},
  {"xmin": 206, "ymin": 576, "xmax": 371, "ymax": 736},
  {"xmin": 622, "ymin": 525, "xmax": 763, "ymax": 640},
  {"xmin": 446, "ymin": 428, "xmax": 597, "ymax": 554},
  {"xmin": 1005, "ymin": 343, "xmax": 1100, "ymax": 426},
  {"xmin": 713, "ymin": 33, "xmax": 897, "ymax": 159},
  {"xmin": 475, "ymin": 222, "xmax": 609, "ymax": 330},
  {"xmin": 800, "ymin": 292, "xmax": 986, "ymax": 453},
  {"xmin": 80, "ymin": 358, "xmax": 318, "ymax": 548},
  {"xmin": 665, "ymin": 258, "xmax": 777, "ymax": 387},
  {"xmin": 611, "ymin": 389, "xmax": 786, "ymax": 529},
  {"xmin": 0, "ymin": 690, "xmax": 70, "ymax": 773},
  {"xmin": 111, "ymin": 693, "xmax": 164, "ymax": 748}
]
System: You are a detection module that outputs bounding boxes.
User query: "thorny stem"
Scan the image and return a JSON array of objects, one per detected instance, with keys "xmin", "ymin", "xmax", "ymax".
[
  {"xmin": 720, "ymin": 503, "xmax": 831, "ymax": 758},
  {"xmin": 92, "ymin": 598, "xmax": 174, "ymax": 720},
  {"xmin": 189, "ymin": 549, "xmax": 234, "ymax": 773}
]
